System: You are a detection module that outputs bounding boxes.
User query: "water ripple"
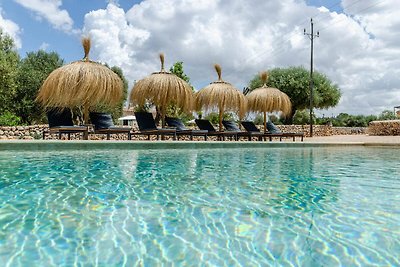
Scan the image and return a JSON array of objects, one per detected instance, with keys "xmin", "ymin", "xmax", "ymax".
[{"xmin": 0, "ymin": 147, "xmax": 399, "ymax": 266}]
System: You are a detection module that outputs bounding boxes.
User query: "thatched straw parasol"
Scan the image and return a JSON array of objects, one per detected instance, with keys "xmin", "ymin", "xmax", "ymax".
[
  {"xmin": 246, "ymin": 72, "xmax": 291, "ymax": 132},
  {"xmin": 195, "ymin": 64, "xmax": 247, "ymax": 131},
  {"xmin": 129, "ymin": 53, "xmax": 194, "ymax": 126},
  {"xmin": 36, "ymin": 38, "xmax": 123, "ymax": 124}
]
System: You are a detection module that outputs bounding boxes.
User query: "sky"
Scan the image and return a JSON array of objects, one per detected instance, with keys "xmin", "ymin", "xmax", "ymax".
[{"xmin": 0, "ymin": 0, "xmax": 399, "ymax": 116}]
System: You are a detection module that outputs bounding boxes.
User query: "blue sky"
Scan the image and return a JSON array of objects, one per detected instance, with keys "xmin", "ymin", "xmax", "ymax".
[
  {"xmin": 1, "ymin": 0, "xmax": 399, "ymax": 116},
  {"xmin": 1, "ymin": 0, "xmax": 140, "ymax": 62}
]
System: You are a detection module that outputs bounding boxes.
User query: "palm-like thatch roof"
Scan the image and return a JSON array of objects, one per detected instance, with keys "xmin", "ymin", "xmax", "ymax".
[
  {"xmin": 129, "ymin": 53, "xmax": 194, "ymax": 125},
  {"xmin": 36, "ymin": 38, "xmax": 123, "ymax": 123},
  {"xmin": 246, "ymin": 72, "xmax": 292, "ymax": 131},
  {"xmin": 195, "ymin": 64, "xmax": 247, "ymax": 131}
]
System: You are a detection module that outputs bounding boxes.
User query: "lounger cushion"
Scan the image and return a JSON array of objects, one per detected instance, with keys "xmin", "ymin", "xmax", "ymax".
[
  {"xmin": 222, "ymin": 120, "xmax": 241, "ymax": 131},
  {"xmin": 89, "ymin": 112, "xmax": 115, "ymax": 130},
  {"xmin": 266, "ymin": 121, "xmax": 281, "ymax": 134},
  {"xmin": 47, "ymin": 108, "xmax": 74, "ymax": 128},
  {"xmin": 241, "ymin": 121, "xmax": 260, "ymax": 132},
  {"xmin": 166, "ymin": 117, "xmax": 187, "ymax": 131},
  {"xmin": 134, "ymin": 112, "xmax": 158, "ymax": 131},
  {"xmin": 195, "ymin": 119, "xmax": 216, "ymax": 132}
]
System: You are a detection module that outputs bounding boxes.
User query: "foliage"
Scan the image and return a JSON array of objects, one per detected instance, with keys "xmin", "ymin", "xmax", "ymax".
[
  {"xmin": 293, "ymin": 109, "xmax": 316, "ymax": 125},
  {"xmin": 327, "ymin": 113, "xmax": 376, "ymax": 127},
  {"xmin": 326, "ymin": 110, "xmax": 394, "ymax": 127},
  {"xmin": 14, "ymin": 50, "xmax": 64, "ymax": 124},
  {"xmin": 0, "ymin": 29, "xmax": 20, "ymax": 114},
  {"xmin": 252, "ymin": 114, "xmax": 283, "ymax": 125},
  {"xmin": 253, "ymin": 114, "xmax": 264, "ymax": 125},
  {"xmin": 204, "ymin": 112, "xmax": 234, "ymax": 125},
  {"xmin": 378, "ymin": 110, "xmax": 396, "ymax": 120},
  {"xmin": 248, "ymin": 66, "xmax": 341, "ymax": 123},
  {"xmin": 169, "ymin": 61, "xmax": 192, "ymax": 88},
  {"xmin": 0, "ymin": 111, "xmax": 21, "ymax": 126}
]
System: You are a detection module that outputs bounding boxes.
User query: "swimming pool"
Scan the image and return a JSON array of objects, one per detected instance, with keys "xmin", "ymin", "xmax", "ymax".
[{"xmin": 0, "ymin": 146, "xmax": 399, "ymax": 266}]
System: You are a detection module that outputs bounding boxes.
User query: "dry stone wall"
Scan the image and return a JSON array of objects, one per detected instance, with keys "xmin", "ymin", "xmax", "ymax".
[
  {"xmin": 367, "ymin": 120, "xmax": 400, "ymax": 136},
  {"xmin": 0, "ymin": 124, "xmax": 368, "ymax": 140}
]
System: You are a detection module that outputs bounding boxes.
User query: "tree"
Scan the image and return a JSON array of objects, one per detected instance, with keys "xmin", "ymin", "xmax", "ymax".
[
  {"xmin": 15, "ymin": 50, "xmax": 64, "ymax": 124},
  {"xmin": 170, "ymin": 61, "xmax": 192, "ymax": 85},
  {"xmin": 0, "ymin": 29, "xmax": 20, "ymax": 115},
  {"xmin": 331, "ymin": 113, "xmax": 377, "ymax": 127},
  {"xmin": 248, "ymin": 66, "xmax": 341, "ymax": 123}
]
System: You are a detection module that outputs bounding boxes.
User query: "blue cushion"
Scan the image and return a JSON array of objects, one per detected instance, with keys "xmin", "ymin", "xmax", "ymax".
[
  {"xmin": 166, "ymin": 117, "xmax": 187, "ymax": 131},
  {"xmin": 89, "ymin": 112, "xmax": 115, "ymax": 130},
  {"xmin": 266, "ymin": 121, "xmax": 281, "ymax": 133},
  {"xmin": 222, "ymin": 120, "xmax": 241, "ymax": 131}
]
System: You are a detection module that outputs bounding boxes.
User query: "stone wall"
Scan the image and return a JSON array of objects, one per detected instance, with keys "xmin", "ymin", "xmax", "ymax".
[
  {"xmin": 276, "ymin": 125, "xmax": 366, "ymax": 137},
  {"xmin": 0, "ymin": 125, "xmax": 47, "ymax": 140},
  {"xmin": 0, "ymin": 124, "xmax": 367, "ymax": 140},
  {"xmin": 367, "ymin": 120, "xmax": 400, "ymax": 136}
]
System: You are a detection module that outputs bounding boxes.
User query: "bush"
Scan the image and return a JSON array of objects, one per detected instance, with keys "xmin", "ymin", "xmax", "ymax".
[
  {"xmin": 204, "ymin": 112, "xmax": 234, "ymax": 125},
  {"xmin": 0, "ymin": 111, "xmax": 22, "ymax": 126},
  {"xmin": 293, "ymin": 109, "xmax": 315, "ymax": 125}
]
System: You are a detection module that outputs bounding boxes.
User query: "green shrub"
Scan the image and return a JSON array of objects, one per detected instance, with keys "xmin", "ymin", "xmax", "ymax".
[
  {"xmin": 293, "ymin": 109, "xmax": 315, "ymax": 125},
  {"xmin": 0, "ymin": 111, "xmax": 22, "ymax": 126}
]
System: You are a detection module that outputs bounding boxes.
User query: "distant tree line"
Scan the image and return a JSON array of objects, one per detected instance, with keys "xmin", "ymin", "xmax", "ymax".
[
  {"xmin": 0, "ymin": 28, "xmax": 128, "ymax": 126},
  {"xmin": 254, "ymin": 110, "xmax": 397, "ymax": 127}
]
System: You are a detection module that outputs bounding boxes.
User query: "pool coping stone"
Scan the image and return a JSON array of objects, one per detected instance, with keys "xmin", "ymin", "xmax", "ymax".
[{"xmin": 1, "ymin": 140, "xmax": 399, "ymax": 151}]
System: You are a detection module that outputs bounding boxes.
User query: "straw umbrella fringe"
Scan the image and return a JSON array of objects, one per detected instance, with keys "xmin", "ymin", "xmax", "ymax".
[
  {"xmin": 195, "ymin": 64, "xmax": 247, "ymax": 131},
  {"xmin": 129, "ymin": 53, "xmax": 194, "ymax": 126},
  {"xmin": 36, "ymin": 38, "xmax": 123, "ymax": 124},
  {"xmin": 246, "ymin": 72, "xmax": 291, "ymax": 132}
]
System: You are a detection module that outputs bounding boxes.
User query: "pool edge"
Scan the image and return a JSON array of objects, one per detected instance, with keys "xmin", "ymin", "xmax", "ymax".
[{"xmin": 1, "ymin": 140, "xmax": 399, "ymax": 151}]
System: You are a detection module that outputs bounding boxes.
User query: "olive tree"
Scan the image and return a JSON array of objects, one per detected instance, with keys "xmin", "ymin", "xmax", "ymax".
[{"xmin": 248, "ymin": 66, "xmax": 341, "ymax": 123}]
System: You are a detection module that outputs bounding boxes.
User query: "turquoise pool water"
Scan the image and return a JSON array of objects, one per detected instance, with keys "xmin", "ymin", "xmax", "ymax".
[{"xmin": 0, "ymin": 147, "xmax": 399, "ymax": 266}]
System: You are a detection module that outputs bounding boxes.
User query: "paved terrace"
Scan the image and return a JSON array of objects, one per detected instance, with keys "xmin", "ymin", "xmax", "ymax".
[{"xmin": 304, "ymin": 135, "xmax": 400, "ymax": 145}]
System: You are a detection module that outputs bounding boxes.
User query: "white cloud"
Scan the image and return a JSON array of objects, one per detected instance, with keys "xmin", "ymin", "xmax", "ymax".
[
  {"xmin": 0, "ymin": 8, "xmax": 22, "ymax": 48},
  {"xmin": 13, "ymin": 0, "xmax": 78, "ymax": 34},
  {"xmin": 39, "ymin": 42, "xmax": 49, "ymax": 50},
  {"xmin": 82, "ymin": 0, "xmax": 400, "ymax": 115}
]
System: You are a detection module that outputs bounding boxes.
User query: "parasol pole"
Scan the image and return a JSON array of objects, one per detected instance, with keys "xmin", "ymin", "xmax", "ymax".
[
  {"xmin": 82, "ymin": 38, "xmax": 91, "ymax": 139},
  {"xmin": 219, "ymin": 108, "xmax": 224, "ymax": 132},
  {"xmin": 264, "ymin": 111, "xmax": 267, "ymax": 133}
]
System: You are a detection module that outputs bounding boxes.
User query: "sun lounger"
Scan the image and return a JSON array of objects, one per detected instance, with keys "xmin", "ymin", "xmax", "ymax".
[
  {"xmin": 266, "ymin": 121, "xmax": 304, "ymax": 141},
  {"xmin": 134, "ymin": 112, "xmax": 177, "ymax": 140},
  {"xmin": 241, "ymin": 121, "xmax": 304, "ymax": 141},
  {"xmin": 166, "ymin": 117, "xmax": 208, "ymax": 141},
  {"xmin": 222, "ymin": 120, "xmax": 264, "ymax": 141},
  {"xmin": 89, "ymin": 112, "xmax": 132, "ymax": 140},
  {"xmin": 43, "ymin": 108, "xmax": 88, "ymax": 140},
  {"xmin": 195, "ymin": 119, "xmax": 238, "ymax": 141}
]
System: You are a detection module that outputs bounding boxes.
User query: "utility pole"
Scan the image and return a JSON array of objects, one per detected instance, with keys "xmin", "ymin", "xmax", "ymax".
[{"xmin": 304, "ymin": 18, "xmax": 319, "ymax": 137}]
